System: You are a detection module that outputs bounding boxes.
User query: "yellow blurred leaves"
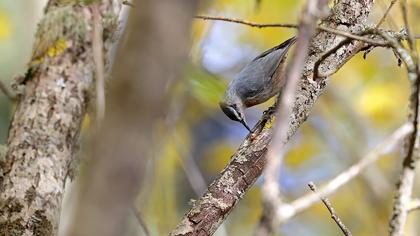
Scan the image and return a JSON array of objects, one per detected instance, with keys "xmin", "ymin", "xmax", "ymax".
[
  {"xmin": 196, "ymin": 0, "xmax": 301, "ymax": 48},
  {"xmin": 229, "ymin": 187, "xmax": 263, "ymax": 235},
  {"xmin": 145, "ymin": 124, "xmax": 192, "ymax": 234},
  {"xmin": 210, "ymin": 0, "xmax": 254, "ymax": 14},
  {"xmin": 190, "ymin": 20, "xmax": 211, "ymax": 63},
  {"xmin": 201, "ymin": 141, "xmax": 234, "ymax": 174},
  {"xmin": 355, "ymin": 81, "xmax": 408, "ymax": 125},
  {"xmin": 245, "ymin": 0, "xmax": 301, "ymax": 46},
  {"xmin": 0, "ymin": 11, "xmax": 11, "ymax": 41},
  {"xmin": 285, "ymin": 126, "xmax": 321, "ymax": 167}
]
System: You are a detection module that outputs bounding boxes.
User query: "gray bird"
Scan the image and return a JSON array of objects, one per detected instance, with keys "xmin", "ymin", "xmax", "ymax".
[{"xmin": 219, "ymin": 37, "xmax": 296, "ymax": 132}]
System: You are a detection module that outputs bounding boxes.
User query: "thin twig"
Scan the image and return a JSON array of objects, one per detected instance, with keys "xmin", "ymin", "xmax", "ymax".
[
  {"xmin": 313, "ymin": 37, "xmax": 359, "ymax": 79},
  {"xmin": 317, "ymin": 25, "xmax": 388, "ymax": 46},
  {"xmin": 377, "ymin": 0, "xmax": 398, "ymax": 29},
  {"xmin": 312, "ymin": 28, "xmax": 408, "ymax": 79},
  {"xmin": 92, "ymin": 4, "xmax": 106, "ymax": 124},
  {"xmin": 195, "ymin": 15, "xmax": 388, "ymax": 46},
  {"xmin": 400, "ymin": 0, "xmax": 418, "ymax": 62},
  {"xmin": 376, "ymin": 0, "xmax": 397, "ymax": 28},
  {"xmin": 196, "ymin": 15, "xmax": 402, "ymax": 81},
  {"xmin": 308, "ymin": 182, "xmax": 353, "ymax": 236},
  {"xmin": 194, "ymin": 15, "xmax": 297, "ymax": 28},
  {"xmin": 275, "ymin": 123, "xmax": 413, "ymax": 223}
]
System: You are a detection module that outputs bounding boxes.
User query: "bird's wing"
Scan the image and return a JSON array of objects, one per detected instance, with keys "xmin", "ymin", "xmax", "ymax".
[
  {"xmin": 253, "ymin": 36, "xmax": 296, "ymax": 79},
  {"xmin": 231, "ymin": 37, "xmax": 296, "ymax": 106}
]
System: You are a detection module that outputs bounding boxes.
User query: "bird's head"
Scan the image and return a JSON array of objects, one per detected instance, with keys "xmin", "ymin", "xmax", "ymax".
[{"xmin": 219, "ymin": 95, "xmax": 251, "ymax": 132}]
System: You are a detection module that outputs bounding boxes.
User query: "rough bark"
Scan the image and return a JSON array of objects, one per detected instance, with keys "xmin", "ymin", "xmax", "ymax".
[
  {"xmin": 170, "ymin": 0, "xmax": 374, "ymax": 235},
  {"xmin": 0, "ymin": 1, "xmax": 119, "ymax": 235},
  {"xmin": 65, "ymin": 0, "xmax": 198, "ymax": 236}
]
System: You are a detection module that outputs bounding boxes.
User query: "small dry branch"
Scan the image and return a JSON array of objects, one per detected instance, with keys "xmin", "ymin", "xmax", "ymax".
[{"xmin": 308, "ymin": 182, "xmax": 353, "ymax": 236}]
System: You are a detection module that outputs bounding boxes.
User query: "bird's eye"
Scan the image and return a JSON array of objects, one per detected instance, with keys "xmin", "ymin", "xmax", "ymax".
[
  {"xmin": 220, "ymin": 104, "xmax": 240, "ymax": 122},
  {"xmin": 219, "ymin": 102, "xmax": 243, "ymax": 122},
  {"xmin": 228, "ymin": 106, "xmax": 241, "ymax": 121}
]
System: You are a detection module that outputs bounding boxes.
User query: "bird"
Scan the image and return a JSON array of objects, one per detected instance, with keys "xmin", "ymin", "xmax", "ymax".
[{"xmin": 219, "ymin": 37, "xmax": 296, "ymax": 132}]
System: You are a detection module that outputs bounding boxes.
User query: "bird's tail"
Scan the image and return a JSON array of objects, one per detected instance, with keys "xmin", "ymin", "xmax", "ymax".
[{"xmin": 252, "ymin": 36, "xmax": 297, "ymax": 61}]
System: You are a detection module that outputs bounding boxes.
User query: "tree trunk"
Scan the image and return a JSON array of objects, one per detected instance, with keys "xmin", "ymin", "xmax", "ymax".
[{"xmin": 0, "ymin": 1, "xmax": 120, "ymax": 235}]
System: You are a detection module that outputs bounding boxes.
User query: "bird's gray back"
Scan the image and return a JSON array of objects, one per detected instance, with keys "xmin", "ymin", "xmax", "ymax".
[{"xmin": 232, "ymin": 42, "xmax": 291, "ymax": 106}]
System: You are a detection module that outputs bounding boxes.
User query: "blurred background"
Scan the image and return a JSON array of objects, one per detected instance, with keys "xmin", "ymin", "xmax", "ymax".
[{"xmin": 1, "ymin": 0, "xmax": 420, "ymax": 235}]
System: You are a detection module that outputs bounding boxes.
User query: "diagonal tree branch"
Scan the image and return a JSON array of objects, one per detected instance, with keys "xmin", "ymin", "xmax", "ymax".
[
  {"xmin": 171, "ymin": 0, "xmax": 374, "ymax": 235},
  {"xmin": 275, "ymin": 123, "xmax": 412, "ymax": 223}
]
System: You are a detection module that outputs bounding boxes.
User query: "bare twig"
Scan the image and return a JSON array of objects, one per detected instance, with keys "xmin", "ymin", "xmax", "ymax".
[
  {"xmin": 92, "ymin": 4, "xmax": 106, "ymax": 124},
  {"xmin": 308, "ymin": 182, "xmax": 353, "ymax": 236},
  {"xmin": 313, "ymin": 27, "xmax": 415, "ymax": 79},
  {"xmin": 400, "ymin": 0, "xmax": 418, "ymax": 62},
  {"xmin": 317, "ymin": 25, "xmax": 388, "ymax": 46},
  {"xmin": 313, "ymin": 37, "xmax": 362, "ymax": 79},
  {"xmin": 195, "ymin": 15, "xmax": 388, "ymax": 46},
  {"xmin": 257, "ymin": 1, "xmax": 328, "ymax": 235},
  {"xmin": 312, "ymin": 28, "xmax": 397, "ymax": 79},
  {"xmin": 194, "ymin": 15, "xmax": 297, "ymax": 29},
  {"xmin": 376, "ymin": 0, "xmax": 397, "ymax": 28},
  {"xmin": 200, "ymin": 15, "xmax": 411, "ymax": 82},
  {"xmin": 376, "ymin": 0, "xmax": 398, "ymax": 29},
  {"xmin": 275, "ymin": 123, "xmax": 413, "ymax": 223}
]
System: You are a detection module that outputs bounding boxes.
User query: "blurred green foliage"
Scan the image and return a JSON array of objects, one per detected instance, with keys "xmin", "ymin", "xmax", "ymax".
[{"xmin": 1, "ymin": 0, "xmax": 420, "ymax": 235}]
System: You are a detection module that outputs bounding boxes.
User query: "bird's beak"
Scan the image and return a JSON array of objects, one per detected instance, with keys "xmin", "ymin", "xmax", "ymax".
[{"xmin": 240, "ymin": 119, "xmax": 252, "ymax": 133}]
